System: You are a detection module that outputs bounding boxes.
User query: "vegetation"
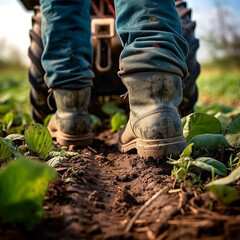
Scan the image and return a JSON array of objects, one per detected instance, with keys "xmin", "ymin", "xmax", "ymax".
[
  {"xmin": 1, "ymin": 60, "xmax": 240, "ymax": 228},
  {"xmin": 197, "ymin": 64, "xmax": 240, "ymax": 106},
  {"xmin": 0, "ymin": 157, "xmax": 57, "ymax": 230},
  {"xmin": 0, "ymin": 63, "xmax": 31, "ymax": 132}
]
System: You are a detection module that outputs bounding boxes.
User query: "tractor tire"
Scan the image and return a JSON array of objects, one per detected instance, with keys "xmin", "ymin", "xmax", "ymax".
[
  {"xmin": 176, "ymin": 0, "xmax": 201, "ymax": 117},
  {"xmin": 20, "ymin": 0, "xmax": 39, "ymax": 10},
  {"xmin": 28, "ymin": 6, "xmax": 56, "ymax": 123}
]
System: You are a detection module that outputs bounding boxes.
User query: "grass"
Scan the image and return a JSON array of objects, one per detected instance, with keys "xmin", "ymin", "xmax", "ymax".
[
  {"xmin": 0, "ymin": 63, "xmax": 30, "ymax": 116},
  {"xmin": 197, "ymin": 63, "xmax": 240, "ymax": 106}
]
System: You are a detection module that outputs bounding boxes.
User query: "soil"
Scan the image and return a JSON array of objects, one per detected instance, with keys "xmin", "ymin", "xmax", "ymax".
[{"xmin": 1, "ymin": 129, "xmax": 240, "ymax": 240}]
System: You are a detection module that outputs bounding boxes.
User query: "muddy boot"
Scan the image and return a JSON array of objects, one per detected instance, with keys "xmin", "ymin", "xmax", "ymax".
[
  {"xmin": 118, "ymin": 72, "xmax": 187, "ymax": 159},
  {"xmin": 48, "ymin": 88, "xmax": 93, "ymax": 147}
]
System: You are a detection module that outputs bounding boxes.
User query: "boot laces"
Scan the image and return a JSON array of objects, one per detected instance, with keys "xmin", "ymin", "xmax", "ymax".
[
  {"xmin": 47, "ymin": 89, "xmax": 55, "ymax": 111},
  {"xmin": 120, "ymin": 91, "xmax": 129, "ymax": 99}
]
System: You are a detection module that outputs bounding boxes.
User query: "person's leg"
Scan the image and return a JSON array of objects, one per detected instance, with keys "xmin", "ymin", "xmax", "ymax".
[
  {"xmin": 40, "ymin": 0, "xmax": 94, "ymax": 89},
  {"xmin": 114, "ymin": 0, "xmax": 189, "ymax": 158},
  {"xmin": 40, "ymin": 0, "xmax": 94, "ymax": 146}
]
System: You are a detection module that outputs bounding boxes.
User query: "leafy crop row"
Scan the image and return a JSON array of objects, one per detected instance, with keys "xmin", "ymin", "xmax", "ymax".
[
  {"xmin": 169, "ymin": 109, "xmax": 240, "ymax": 204},
  {"xmin": 0, "ymin": 123, "xmax": 78, "ymax": 229}
]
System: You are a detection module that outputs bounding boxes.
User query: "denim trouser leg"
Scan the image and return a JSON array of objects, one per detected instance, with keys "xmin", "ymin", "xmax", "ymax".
[
  {"xmin": 40, "ymin": 0, "xmax": 94, "ymax": 89},
  {"xmin": 114, "ymin": 0, "xmax": 189, "ymax": 78}
]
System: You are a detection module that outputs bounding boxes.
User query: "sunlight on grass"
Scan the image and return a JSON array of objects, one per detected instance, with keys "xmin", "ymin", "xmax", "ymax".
[
  {"xmin": 197, "ymin": 64, "xmax": 240, "ymax": 106},
  {"xmin": 0, "ymin": 64, "xmax": 30, "ymax": 115}
]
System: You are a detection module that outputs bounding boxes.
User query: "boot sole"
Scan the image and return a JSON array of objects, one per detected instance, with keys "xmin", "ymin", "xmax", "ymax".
[
  {"xmin": 118, "ymin": 136, "xmax": 187, "ymax": 159},
  {"xmin": 50, "ymin": 129, "xmax": 93, "ymax": 147}
]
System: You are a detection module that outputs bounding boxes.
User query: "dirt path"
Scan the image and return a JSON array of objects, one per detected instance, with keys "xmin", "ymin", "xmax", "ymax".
[{"xmin": 1, "ymin": 130, "xmax": 240, "ymax": 240}]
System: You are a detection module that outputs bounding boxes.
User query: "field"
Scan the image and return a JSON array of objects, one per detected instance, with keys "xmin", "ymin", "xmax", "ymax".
[
  {"xmin": 0, "ymin": 63, "xmax": 240, "ymax": 240},
  {"xmin": 197, "ymin": 64, "xmax": 240, "ymax": 106},
  {"xmin": 0, "ymin": 64, "xmax": 30, "ymax": 116}
]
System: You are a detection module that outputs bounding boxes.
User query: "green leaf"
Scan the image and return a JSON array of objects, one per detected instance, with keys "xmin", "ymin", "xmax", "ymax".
[
  {"xmin": 181, "ymin": 116, "xmax": 187, "ymax": 129},
  {"xmin": 102, "ymin": 102, "xmax": 125, "ymax": 116},
  {"xmin": 48, "ymin": 149, "xmax": 66, "ymax": 158},
  {"xmin": 225, "ymin": 114, "xmax": 240, "ymax": 148},
  {"xmin": 43, "ymin": 114, "xmax": 53, "ymax": 127},
  {"xmin": 0, "ymin": 157, "xmax": 57, "ymax": 229},
  {"xmin": 0, "ymin": 137, "xmax": 12, "ymax": 161},
  {"xmin": 8, "ymin": 125, "xmax": 25, "ymax": 134},
  {"xmin": 25, "ymin": 123, "xmax": 52, "ymax": 160},
  {"xmin": 90, "ymin": 114, "xmax": 102, "ymax": 129},
  {"xmin": 188, "ymin": 134, "xmax": 229, "ymax": 151},
  {"xmin": 48, "ymin": 149, "xmax": 77, "ymax": 158},
  {"xmin": 206, "ymin": 166, "xmax": 240, "ymax": 186},
  {"xmin": 2, "ymin": 112, "xmax": 13, "ymax": 132},
  {"xmin": 111, "ymin": 112, "xmax": 127, "ymax": 132},
  {"xmin": 0, "ymin": 104, "xmax": 11, "ymax": 116},
  {"xmin": 46, "ymin": 156, "xmax": 64, "ymax": 167},
  {"xmin": 214, "ymin": 112, "xmax": 231, "ymax": 134},
  {"xmin": 2, "ymin": 138, "xmax": 22, "ymax": 158},
  {"xmin": 207, "ymin": 185, "xmax": 240, "ymax": 205},
  {"xmin": 13, "ymin": 114, "xmax": 22, "ymax": 126},
  {"xmin": 22, "ymin": 112, "xmax": 32, "ymax": 125},
  {"xmin": 191, "ymin": 157, "xmax": 227, "ymax": 176},
  {"xmin": 180, "ymin": 143, "xmax": 194, "ymax": 158},
  {"xmin": 5, "ymin": 134, "xmax": 25, "ymax": 142},
  {"xmin": 236, "ymin": 153, "xmax": 240, "ymax": 169},
  {"xmin": 182, "ymin": 113, "xmax": 221, "ymax": 142},
  {"xmin": 64, "ymin": 151, "xmax": 78, "ymax": 157}
]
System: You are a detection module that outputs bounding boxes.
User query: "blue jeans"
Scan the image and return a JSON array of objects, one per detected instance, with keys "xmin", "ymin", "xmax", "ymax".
[{"xmin": 40, "ymin": 0, "xmax": 188, "ymax": 89}]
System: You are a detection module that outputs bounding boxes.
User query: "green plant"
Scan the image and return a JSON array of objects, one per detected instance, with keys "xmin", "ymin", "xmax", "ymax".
[
  {"xmin": 0, "ymin": 123, "xmax": 79, "ymax": 164},
  {"xmin": 225, "ymin": 114, "xmax": 240, "ymax": 148},
  {"xmin": 0, "ymin": 65, "xmax": 30, "ymax": 117},
  {"xmin": 0, "ymin": 111, "xmax": 32, "ymax": 136},
  {"xmin": 90, "ymin": 114, "xmax": 102, "ymax": 129},
  {"xmin": 0, "ymin": 137, "xmax": 12, "ymax": 161},
  {"xmin": 170, "ymin": 144, "xmax": 193, "ymax": 182},
  {"xmin": 25, "ymin": 123, "xmax": 52, "ymax": 160},
  {"xmin": 228, "ymin": 153, "xmax": 240, "ymax": 172},
  {"xmin": 102, "ymin": 102, "xmax": 127, "ymax": 132},
  {"xmin": 0, "ymin": 157, "xmax": 57, "ymax": 229},
  {"xmin": 182, "ymin": 113, "xmax": 222, "ymax": 142},
  {"xmin": 188, "ymin": 134, "xmax": 229, "ymax": 152},
  {"xmin": 206, "ymin": 166, "xmax": 240, "ymax": 204},
  {"xmin": 197, "ymin": 70, "xmax": 240, "ymax": 105},
  {"xmin": 46, "ymin": 149, "xmax": 78, "ymax": 167},
  {"xmin": 1, "ymin": 112, "xmax": 13, "ymax": 132},
  {"xmin": 102, "ymin": 102, "xmax": 124, "ymax": 115},
  {"xmin": 43, "ymin": 114, "xmax": 53, "ymax": 127},
  {"xmin": 168, "ymin": 144, "xmax": 227, "ymax": 183},
  {"xmin": 111, "ymin": 112, "xmax": 127, "ymax": 132},
  {"xmin": 0, "ymin": 136, "xmax": 22, "ymax": 161}
]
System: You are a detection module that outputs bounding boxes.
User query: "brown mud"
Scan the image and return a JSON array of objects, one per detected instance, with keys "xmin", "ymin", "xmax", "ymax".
[{"xmin": 1, "ymin": 130, "xmax": 240, "ymax": 240}]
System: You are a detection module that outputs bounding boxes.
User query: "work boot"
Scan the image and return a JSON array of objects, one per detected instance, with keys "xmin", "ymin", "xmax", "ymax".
[
  {"xmin": 118, "ymin": 72, "xmax": 187, "ymax": 159},
  {"xmin": 48, "ymin": 88, "xmax": 93, "ymax": 147}
]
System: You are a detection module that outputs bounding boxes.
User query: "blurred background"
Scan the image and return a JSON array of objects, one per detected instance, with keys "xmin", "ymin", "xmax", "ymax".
[{"xmin": 0, "ymin": 0, "xmax": 240, "ymax": 118}]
